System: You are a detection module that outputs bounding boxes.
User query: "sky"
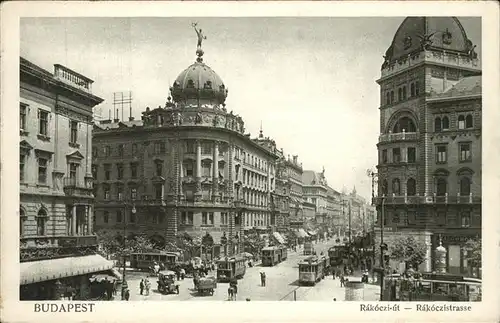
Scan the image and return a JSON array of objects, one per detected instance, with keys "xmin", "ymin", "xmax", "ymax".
[{"xmin": 20, "ymin": 17, "xmax": 481, "ymax": 201}]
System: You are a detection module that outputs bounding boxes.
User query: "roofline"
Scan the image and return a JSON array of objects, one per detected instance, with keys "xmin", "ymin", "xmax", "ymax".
[
  {"xmin": 54, "ymin": 64, "xmax": 94, "ymax": 83},
  {"xmin": 427, "ymin": 93, "xmax": 481, "ymax": 103}
]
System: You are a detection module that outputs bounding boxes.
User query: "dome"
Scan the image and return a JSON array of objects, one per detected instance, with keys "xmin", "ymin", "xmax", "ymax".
[
  {"xmin": 170, "ymin": 59, "xmax": 228, "ymax": 106},
  {"xmin": 385, "ymin": 17, "xmax": 474, "ymax": 63}
]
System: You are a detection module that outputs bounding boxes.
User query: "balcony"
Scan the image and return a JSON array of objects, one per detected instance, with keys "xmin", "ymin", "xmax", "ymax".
[
  {"xmin": 20, "ymin": 235, "xmax": 98, "ymax": 262},
  {"xmin": 63, "ymin": 177, "xmax": 93, "ymax": 197},
  {"xmin": 378, "ymin": 132, "xmax": 418, "ymax": 144},
  {"xmin": 373, "ymin": 193, "xmax": 481, "ymax": 206},
  {"xmin": 234, "ymin": 199, "xmax": 246, "ymax": 209},
  {"xmin": 54, "ymin": 64, "xmax": 93, "ymax": 93}
]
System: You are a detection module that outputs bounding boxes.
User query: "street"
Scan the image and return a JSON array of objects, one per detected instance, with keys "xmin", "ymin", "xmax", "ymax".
[{"xmin": 118, "ymin": 239, "xmax": 380, "ymax": 301}]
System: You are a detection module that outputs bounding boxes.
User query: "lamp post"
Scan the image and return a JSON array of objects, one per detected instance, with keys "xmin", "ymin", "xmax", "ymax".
[{"xmin": 121, "ymin": 203, "xmax": 136, "ymax": 299}]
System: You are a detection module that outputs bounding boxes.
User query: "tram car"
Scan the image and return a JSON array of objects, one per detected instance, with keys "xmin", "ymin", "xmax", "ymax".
[
  {"xmin": 216, "ymin": 255, "xmax": 246, "ymax": 282},
  {"xmin": 298, "ymin": 255, "xmax": 329, "ymax": 285},
  {"xmin": 328, "ymin": 245, "xmax": 348, "ymax": 267},
  {"xmin": 261, "ymin": 246, "xmax": 287, "ymax": 266},
  {"xmin": 130, "ymin": 251, "xmax": 180, "ymax": 270},
  {"xmin": 303, "ymin": 241, "xmax": 314, "ymax": 255}
]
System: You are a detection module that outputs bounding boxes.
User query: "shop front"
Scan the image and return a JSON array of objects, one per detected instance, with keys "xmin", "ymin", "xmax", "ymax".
[{"xmin": 432, "ymin": 233, "xmax": 480, "ymax": 277}]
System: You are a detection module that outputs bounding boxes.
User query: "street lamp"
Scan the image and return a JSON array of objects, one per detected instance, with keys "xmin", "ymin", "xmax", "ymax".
[{"xmin": 121, "ymin": 203, "xmax": 136, "ymax": 299}]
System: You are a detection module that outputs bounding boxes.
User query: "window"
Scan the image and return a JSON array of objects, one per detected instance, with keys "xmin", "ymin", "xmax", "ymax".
[
  {"xmin": 20, "ymin": 104, "xmax": 27, "ymax": 131},
  {"xmin": 442, "ymin": 116, "xmax": 450, "ymax": 130},
  {"xmin": 459, "ymin": 143, "xmax": 471, "ymax": 162},
  {"xmin": 117, "ymin": 185, "xmax": 124, "ymax": 201},
  {"xmin": 130, "ymin": 187, "xmax": 137, "ymax": 200},
  {"xmin": 436, "ymin": 145, "xmax": 447, "ymax": 164},
  {"xmin": 402, "ymin": 86, "xmax": 407, "ymax": 100},
  {"xmin": 69, "ymin": 163, "xmax": 78, "ymax": 180},
  {"xmin": 104, "ymin": 186, "xmax": 110, "ymax": 200},
  {"xmin": 92, "ymin": 146, "xmax": 98, "ymax": 158},
  {"xmin": 390, "ymin": 91, "xmax": 395, "ymax": 104},
  {"xmin": 202, "ymin": 161, "xmax": 211, "ymax": 177},
  {"xmin": 186, "ymin": 141, "xmax": 195, "ymax": 153},
  {"xmin": 202, "ymin": 212, "xmax": 214, "ymax": 225},
  {"xmin": 461, "ymin": 211, "xmax": 471, "ymax": 228},
  {"xmin": 202, "ymin": 142, "xmax": 212, "ymax": 155},
  {"xmin": 130, "ymin": 212, "xmax": 136, "ymax": 223},
  {"xmin": 155, "ymin": 161, "xmax": 163, "ymax": 177},
  {"xmin": 92, "ymin": 164, "xmax": 98, "ymax": 179},
  {"xmin": 103, "ymin": 146, "xmax": 111, "ymax": 157},
  {"xmin": 407, "ymin": 178, "xmax": 416, "ymax": 196},
  {"xmin": 381, "ymin": 180, "xmax": 388, "ymax": 196},
  {"xmin": 20, "ymin": 154, "xmax": 25, "ymax": 182},
  {"xmin": 103, "ymin": 211, "xmax": 109, "ymax": 224},
  {"xmin": 38, "ymin": 158, "xmax": 48, "ymax": 184},
  {"xmin": 182, "ymin": 212, "xmax": 194, "ymax": 225},
  {"xmin": 38, "ymin": 109, "xmax": 49, "ymax": 136},
  {"xmin": 410, "ymin": 83, "xmax": 415, "ymax": 97},
  {"xmin": 104, "ymin": 164, "xmax": 111, "ymax": 180},
  {"xmin": 116, "ymin": 210, "xmax": 123, "ymax": 223},
  {"xmin": 436, "ymin": 178, "xmax": 447, "ymax": 196},
  {"xmin": 415, "ymin": 81, "xmax": 420, "ymax": 96},
  {"xmin": 382, "ymin": 150, "xmax": 388, "ymax": 164},
  {"xmin": 458, "ymin": 115, "xmax": 465, "ymax": 130},
  {"xmin": 185, "ymin": 162, "xmax": 194, "ymax": 176},
  {"xmin": 392, "ymin": 178, "xmax": 401, "ymax": 195},
  {"xmin": 392, "ymin": 117, "xmax": 416, "ymax": 133},
  {"xmin": 466, "ymin": 115, "xmax": 473, "ymax": 128},
  {"xmin": 434, "ymin": 117, "xmax": 442, "ymax": 132},
  {"xmin": 20, "ymin": 208, "xmax": 26, "ymax": 236},
  {"xmin": 407, "ymin": 147, "xmax": 416, "ymax": 163},
  {"xmin": 130, "ymin": 163, "xmax": 138, "ymax": 179},
  {"xmin": 117, "ymin": 163, "xmax": 124, "ymax": 179},
  {"xmin": 118, "ymin": 144, "xmax": 124, "ymax": 157},
  {"xmin": 154, "ymin": 183, "xmax": 163, "ymax": 200},
  {"xmin": 132, "ymin": 144, "xmax": 138, "ymax": 155},
  {"xmin": 36, "ymin": 209, "xmax": 48, "ymax": 236},
  {"xmin": 392, "ymin": 148, "xmax": 401, "ymax": 163},
  {"xmin": 460, "ymin": 177, "xmax": 471, "ymax": 196},
  {"xmin": 398, "ymin": 88, "xmax": 402, "ymax": 101},
  {"xmin": 70, "ymin": 121, "xmax": 78, "ymax": 143}
]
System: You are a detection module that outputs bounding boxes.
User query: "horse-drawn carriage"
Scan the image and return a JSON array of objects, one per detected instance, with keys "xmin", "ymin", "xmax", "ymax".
[{"xmin": 157, "ymin": 270, "xmax": 180, "ymax": 294}]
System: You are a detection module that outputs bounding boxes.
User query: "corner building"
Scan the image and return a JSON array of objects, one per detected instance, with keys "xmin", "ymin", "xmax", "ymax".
[
  {"xmin": 374, "ymin": 17, "xmax": 481, "ymax": 276},
  {"xmin": 93, "ymin": 49, "xmax": 278, "ymax": 256}
]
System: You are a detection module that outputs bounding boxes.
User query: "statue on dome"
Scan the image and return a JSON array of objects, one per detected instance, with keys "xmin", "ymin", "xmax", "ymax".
[
  {"xmin": 417, "ymin": 32, "xmax": 436, "ymax": 50},
  {"xmin": 192, "ymin": 22, "xmax": 206, "ymax": 52},
  {"xmin": 466, "ymin": 39, "xmax": 478, "ymax": 59}
]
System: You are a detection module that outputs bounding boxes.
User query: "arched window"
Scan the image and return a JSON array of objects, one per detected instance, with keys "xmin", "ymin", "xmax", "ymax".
[
  {"xmin": 442, "ymin": 116, "xmax": 450, "ymax": 130},
  {"xmin": 393, "ymin": 117, "xmax": 416, "ymax": 133},
  {"xmin": 402, "ymin": 86, "xmax": 407, "ymax": 100},
  {"xmin": 460, "ymin": 177, "xmax": 471, "ymax": 196},
  {"xmin": 390, "ymin": 91, "xmax": 395, "ymax": 103},
  {"xmin": 436, "ymin": 178, "xmax": 447, "ymax": 196},
  {"xmin": 20, "ymin": 208, "xmax": 26, "ymax": 237},
  {"xmin": 36, "ymin": 209, "xmax": 48, "ymax": 236},
  {"xmin": 466, "ymin": 115, "xmax": 473, "ymax": 128},
  {"xmin": 386, "ymin": 92, "xmax": 390, "ymax": 105},
  {"xmin": 434, "ymin": 117, "xmax": 442, "ymax": 132},
  {"xmin": 458, "ymin": 115, "xmax": 466, "ymax": 129},
  {"xmin": 406, "ymin": 178, "xmax": 416, "ymax": 196},
  {"xmin": 410, "ymin": 83, "xmax": 415, "ymax": 97},
  {"xmin": 415, "ymin": 81, "xmax": 420, "ymax": 96},
  {"xmin": 398, "ymin": 88, "xmax": 403, "ymax": 101},
  {"xmin": 392, "ymin": 178, "xmax": 401, "ymax": 195}
]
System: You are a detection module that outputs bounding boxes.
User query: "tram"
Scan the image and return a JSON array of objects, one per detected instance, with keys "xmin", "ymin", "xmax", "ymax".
[
  {"xmin": 261, "ymin": 246, "xmax": 287, "ymax": 266},
  {"xmin": 298, "ymin": 255, "xmax": 329, "ymax": 285},
  {"xmin": 216, "ymin": 255, "xmax": 246, "ymax": 282},
  {"xmin": 383, "ymin": 272, "xmax": 482, "ymax": 301},
  {"xmin": 328, "ymin": 245, "xmax": 348, "ymax": 267},
  {"xmin": 129, "ymin": 251, "xmax": 180, "ymax": 270}
]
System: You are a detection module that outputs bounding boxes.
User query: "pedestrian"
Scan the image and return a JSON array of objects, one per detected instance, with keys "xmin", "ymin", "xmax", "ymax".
[
  {"xmin": 340, "ymin": 274, "xmax": 345, "ymax": 287},
  {"xmin": 260, "ymin": 271, "xmax": 266, "ymax": 287},
  {"xmin": 176, "ymin": 270, "xmax": 181, "ymax": 281},
  {"xmin": 124, "ymin": 288, "xmax": 130, "ymax": 301},
  {"xmin": 145, "ymin": 278, "xmax": 150, "ymax": 296},
  {"xmin": 180, "ymin": 267, "xmax": 185, "ymax": 280},
  {"xmin": 140, "ymin": 279, "xmax": 145, "ymax": 295}
]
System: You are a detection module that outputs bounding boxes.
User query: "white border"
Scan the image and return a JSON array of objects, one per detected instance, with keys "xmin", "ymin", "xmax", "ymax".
[{"xmin": 2, "ymin": 2, "xmax": 499, "ymax": 322}]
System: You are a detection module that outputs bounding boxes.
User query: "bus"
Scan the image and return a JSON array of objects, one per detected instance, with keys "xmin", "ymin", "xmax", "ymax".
[{"xmin": 129, "ymin": 251, "xmax": 181, "ymax": 270}]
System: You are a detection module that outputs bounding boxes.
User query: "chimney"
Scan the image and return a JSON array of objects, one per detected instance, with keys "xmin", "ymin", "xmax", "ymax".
[
  {"xmin": 108, "ymin": 109, "xmax": 111, "ymax": 121},
  {"xmin": 293, "ymin": 155, "xmax": 298, "ymax": 164},
  {"xmin": 114, "ymin": 108, "xmax": 120, "ymax": 123}
]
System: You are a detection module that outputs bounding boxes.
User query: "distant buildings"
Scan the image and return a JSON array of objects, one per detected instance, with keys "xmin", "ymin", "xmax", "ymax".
[
  {"xmin": 374, "ymin": 17, "xmax": 481, "ymax": 276},
  {"xmin": 19, "ymin": 57, "xmax": 110, "ymax": 300}
]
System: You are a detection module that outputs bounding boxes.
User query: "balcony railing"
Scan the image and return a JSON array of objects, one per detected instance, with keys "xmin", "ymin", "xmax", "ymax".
[
  {"xmin": 20, "ymin": 235, "xmax": 98, "ymax": 262},
  {"xmin": 379, "ymin": 132, "xmax": 418, "ymax": 144},
  {"xmin": 373, "ymin": 193, "xmax": 480, "ymax": 205},
  {"xmin": 63, "ymin": 177, "xmax": 93, "ymax": 197}
]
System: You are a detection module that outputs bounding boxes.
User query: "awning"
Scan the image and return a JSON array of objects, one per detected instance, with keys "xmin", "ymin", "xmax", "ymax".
[
  {"xmin": 21, "ymin": 254, "xmax": 114, "ymax": 285},
  {"xmin": 273, "ymin": 232, "xmax": 286, "ymax": 245},
  {"xmin": 296, "ymin": 229, "xmax": 308, "ymax": 238}
]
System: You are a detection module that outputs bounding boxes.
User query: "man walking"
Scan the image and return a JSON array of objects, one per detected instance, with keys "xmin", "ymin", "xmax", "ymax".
[
  {"xmin": 260, "ymin": 271, "xmax": 266, "ymax": 287},
  {"xmin": 139, "ymin": 279, "xmax": 145, "ymax": 295}
]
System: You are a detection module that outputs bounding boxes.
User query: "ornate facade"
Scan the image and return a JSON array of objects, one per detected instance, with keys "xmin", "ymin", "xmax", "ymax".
[
  {"xmin": 93, "ymin": 45, "xmax": 278, "ymax": 255},
  {"xmin": 19, "ymin": 57, "xmax": 109, "ymax": 300},
  {"xmin": 374, "ymin": 17, "xmax": 481, "ymax": 276}
]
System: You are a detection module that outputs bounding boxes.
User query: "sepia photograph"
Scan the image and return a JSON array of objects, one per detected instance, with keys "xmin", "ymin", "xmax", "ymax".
[
  {"xmin": 2, "ymin": 2, "xmax": 499, "ymax": 323},
  {"xmin": 18, "ymin": 15, "xmax": 483, "ymax": 302}
]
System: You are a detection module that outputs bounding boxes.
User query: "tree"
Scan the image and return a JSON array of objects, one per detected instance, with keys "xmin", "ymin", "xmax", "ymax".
[
  {"xmin": 98, "ymin": 235, "xmax": 122, "ymax": 259},
  {"xmin": 388, "ymin": 235, "xmax": 427, "ymax": 270},
  {"xmin": 244, "ymin": 232, "xmax": 265, "ymax": 257},
  {"xmin": 464, "ymin": 237, "xmax": 481, "ymax": 267},
  {"xmin": 126, "ymin": 235, "xmax": 156, "ymax": 253}
]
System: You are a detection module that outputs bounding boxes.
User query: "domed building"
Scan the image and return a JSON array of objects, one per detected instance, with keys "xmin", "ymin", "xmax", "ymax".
[
  {"xmin": 92, "ymin": 34, "xmax": 280, "ymax": 259},
  {"xmin": 374, "ymin": 17, "xmax": 481, "ymax": 277}
]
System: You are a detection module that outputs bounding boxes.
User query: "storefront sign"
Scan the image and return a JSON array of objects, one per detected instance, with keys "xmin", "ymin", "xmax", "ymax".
[{"xmin": 441, "ymin": 235, "xmax": 473, "ymax": 244}]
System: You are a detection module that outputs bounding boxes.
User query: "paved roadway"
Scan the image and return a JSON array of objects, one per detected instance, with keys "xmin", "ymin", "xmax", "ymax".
[{"xmin": 119, "ymin": 239, "xmax": 380, "ymax": 302}]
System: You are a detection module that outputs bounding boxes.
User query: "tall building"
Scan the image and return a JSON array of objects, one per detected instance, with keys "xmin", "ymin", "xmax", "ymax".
[
  {"xmin": 93, "ymin": 43, "xmax": 279, "ymax": 257},
  {"xmin": 374, "ymin": 17, "xmax": 481, "ymax": 275},
  {"xmin": 19, "ymin": 57, "xmax": 109, "ymax": 300}
]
